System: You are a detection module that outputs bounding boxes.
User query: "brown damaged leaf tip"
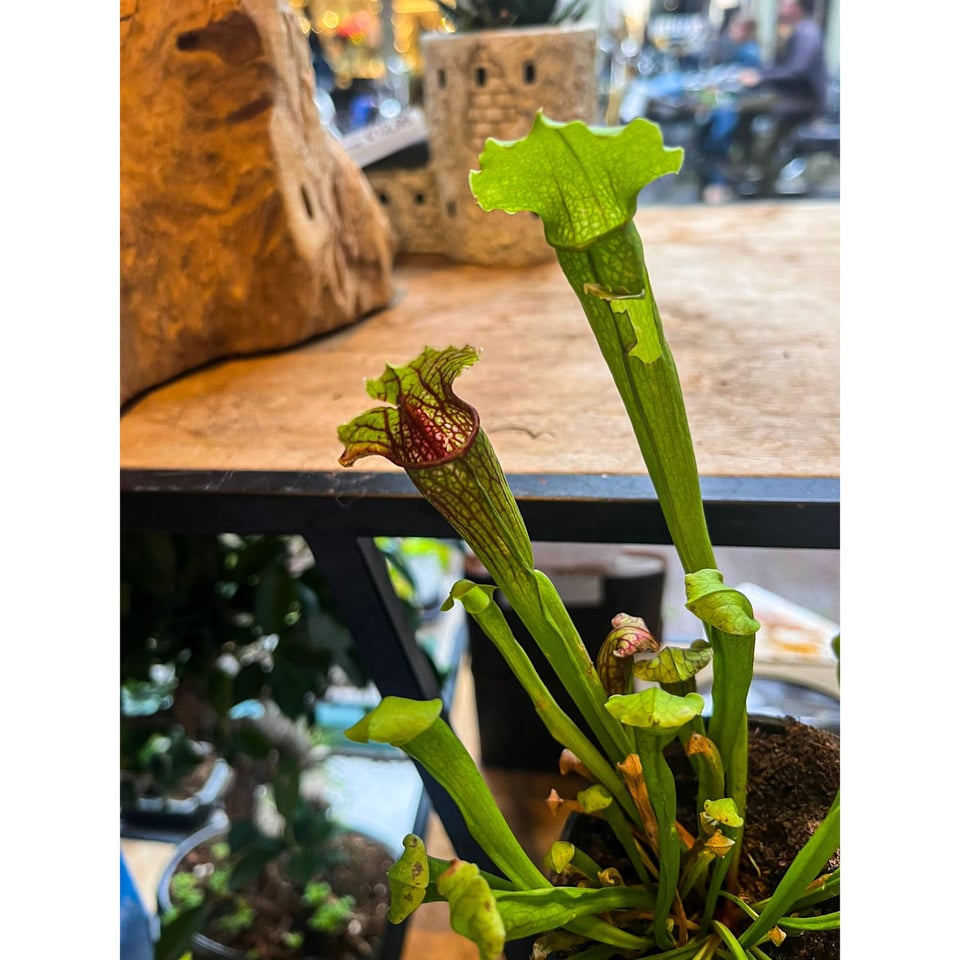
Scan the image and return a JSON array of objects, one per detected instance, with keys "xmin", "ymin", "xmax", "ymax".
[
  {"xmin": 546, "ymin": 788, "xmax": 585, "ymax": 817},
  {"xmin": 559, "ymin": 749, "xmax": 596, "ymax": 781},
  {"xmin": 616, "ymin": 754, "xmax": 661, "ymax": 854}
]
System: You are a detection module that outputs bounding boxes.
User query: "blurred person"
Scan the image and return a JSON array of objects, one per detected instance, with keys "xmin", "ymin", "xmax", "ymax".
[
  {"xmin": 735, "ymin": 0, "xmax": 826, "ymax": 192},
  {"xmin": 699, "ymin": 15, "xmax": 762, "ymax": 204},
  {"xmin": 713, "ymin": 13, "xmax": 761, "ymax": 70}
]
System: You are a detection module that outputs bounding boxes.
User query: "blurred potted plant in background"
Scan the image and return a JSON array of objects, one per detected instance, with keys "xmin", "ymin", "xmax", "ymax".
[
  {"xmin": 122, "ymin": 531, "xmax": 459, "ymax": 959},
  {"xmin": 153, "ymin": 753, "xmax": 397, "ymax": 960},
  {"xmin": 120, "ymin": 532, "xmax": 370, "ymax": 827},
  {"xmin": 336, "ymin": 114, "xmax": 839, "ymax": 960},
  {"xmin": 120, "ymin": 722, "xmax": 232, "ymax": 834}
]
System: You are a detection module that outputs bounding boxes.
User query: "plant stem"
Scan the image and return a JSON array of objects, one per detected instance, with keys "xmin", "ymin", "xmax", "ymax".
[
  {"xmin": 513, "ymin": 570, "xmax": 636, "ymax": 763},
  {"xmin": 635, "ymin": 737, "xmax": 682, "ymax": 950},
  {"xmin": 555, "ymin": 227, "xmax": 716, "ymax": 576},
  {"xmin": 451, "ymin": 579, "xmax": 642, "ymax": 826}
]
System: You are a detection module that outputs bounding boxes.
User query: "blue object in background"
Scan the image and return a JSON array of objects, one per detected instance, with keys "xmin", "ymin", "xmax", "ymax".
[{"xmin": 120, "ymin": 851, "xmax": 155, "ymax": 960}]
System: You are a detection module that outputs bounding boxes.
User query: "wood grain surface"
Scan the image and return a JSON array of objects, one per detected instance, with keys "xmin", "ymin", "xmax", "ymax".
[{"xmin": 120, "ymin": 202, "xmax": 839, "ymax": 480}]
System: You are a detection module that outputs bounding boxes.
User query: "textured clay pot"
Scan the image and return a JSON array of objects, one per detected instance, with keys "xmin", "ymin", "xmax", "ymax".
[{"xmin": 420, "ymin": 24, "xmax": 599, "ymax": 266}]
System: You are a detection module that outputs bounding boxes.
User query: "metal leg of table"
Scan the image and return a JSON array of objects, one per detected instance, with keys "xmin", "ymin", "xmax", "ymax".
[{"xmin": 305, "ymin": 533, "xmax": 497, "ymax": 874}]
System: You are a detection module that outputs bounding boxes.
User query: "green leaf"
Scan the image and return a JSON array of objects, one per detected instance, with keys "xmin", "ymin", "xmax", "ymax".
[
  {"xmin": 776, "ymin": 912, "xmax": 840, "ymax": 932},
  {"xmin": 346, "ymin": 696, "xmax": 546, "ymax": 889},
  {"xmin": 605, "ymin": 688, "xmax": 705, "ymax": 738},
  {"xmin": 703, "ymin": 798, "xmax": 743, "ymax": 829},
  {"xmin": 437, "ymin": 861, "xmax": 506, "ymax": 960},
  {"xmin": 494, "ymin": 885, "xmax": 656, "ymax": 940},
  {"xmin": 633, "ymin": 642, "xmax": 712, "ymax": 684},
  {"xmin": 155, "ymin": 904, "xmax": 207, "ymax": 960},
  {"xmin": 387, "ymin": 835, "xmax": 431, "ymax": 923},
  {"xmin": 739, "ymin": 792, "xmax": 840, "ymax": 949},
  {"xmin": 714, "ymin": 919, "xmax": 753, "ymax": 960},
  {"xmin": 470, "ymin": 113, "xmax": 683, "ymax": 250},
  {"xmin": 344, "ymin": 696, "xmax": 443, "ymax": 747},
  {"xmin": 447, "ymin": 578, "xmax": 638, "ymax": 818},
  {"xmin": 685, "ymin": 570, "xmax": 760, "ymax": 636}
]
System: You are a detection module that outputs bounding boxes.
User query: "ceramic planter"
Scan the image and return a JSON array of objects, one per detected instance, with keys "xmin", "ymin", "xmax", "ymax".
[{"xmin": 420, "ymin": 24, "xmax": 599, "ymax": 265}]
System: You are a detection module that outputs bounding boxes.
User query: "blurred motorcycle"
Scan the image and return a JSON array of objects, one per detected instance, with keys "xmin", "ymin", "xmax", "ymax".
[{"xmin": 621, "ymin": 67, "xmax": 839, "ymax": 199}]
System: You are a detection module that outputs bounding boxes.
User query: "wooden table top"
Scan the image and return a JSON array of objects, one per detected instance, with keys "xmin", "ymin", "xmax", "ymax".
[{"xmin": 120, "ymin": 201, "xmax": 839, "ymax": 484}]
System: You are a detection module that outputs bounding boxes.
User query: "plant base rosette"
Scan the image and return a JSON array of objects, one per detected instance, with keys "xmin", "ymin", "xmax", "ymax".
[{"xmin": 560, "ymin": 718, "xmax": 839, "ymax": 960}]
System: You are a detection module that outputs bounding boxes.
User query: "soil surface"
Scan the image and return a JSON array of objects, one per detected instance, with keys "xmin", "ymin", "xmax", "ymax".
[
  {"xmin": 172, "ymin": 830, "xmax": 393, "ymax": 959},
  {"xmin": 736, "ymin": 718, "xmax": 840, "ymax": 960},
  {"xmin": 562, "ymin": 718, "xmax": 840, "ymax": 960}
]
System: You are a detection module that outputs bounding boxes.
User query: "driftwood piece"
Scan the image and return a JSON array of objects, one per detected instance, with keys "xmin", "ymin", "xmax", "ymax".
[{"xmin": 120, "ymin": 0, "xmax": 395, "ymax": 406}]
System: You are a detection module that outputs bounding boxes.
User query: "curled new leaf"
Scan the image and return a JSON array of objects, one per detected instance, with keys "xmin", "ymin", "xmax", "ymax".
[
  {"xmin": 386, "ymin": 835, "xmax": 430, "ymax": 923},
  {"xmin": 544, "ymin": 841, "xmax": 576, "ymax": 875},
  {"xmin": 685, "ymin": 570, "xmax": 761, "ymax": 636},
  {"xmin": 633, "ymin": 640, "xmax": 712, "ymax": 685},
  {"xmin": 544, "ymin": 842, "xmax": 602, "ymax": 886},
  {"xmin": 597, "ymin": 613, "xmax": 659, "ymax": 697}
]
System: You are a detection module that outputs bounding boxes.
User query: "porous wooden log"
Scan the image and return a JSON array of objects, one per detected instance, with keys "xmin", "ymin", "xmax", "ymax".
[{"xmin": 120, "ymin": 0, "xmax": 395, "ymax": 406}]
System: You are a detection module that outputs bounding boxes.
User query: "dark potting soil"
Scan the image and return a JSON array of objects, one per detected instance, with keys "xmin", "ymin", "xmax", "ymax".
[
  {"xmin": 173, "ymin": 831, "xmax": 393, "ymax": 960},
  {"xmin": 562, "ymin": 718, "xmax": 840, "ymax": 960},
  {"xmin": 734, "ymin": 718, "xmax": 840, "ymax": 960}
]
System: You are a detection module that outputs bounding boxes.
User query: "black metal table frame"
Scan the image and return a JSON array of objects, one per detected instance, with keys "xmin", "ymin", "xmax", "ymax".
[{"xmin": 121, "ymin": 467, "xmax": 839, "ymax": 870}]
